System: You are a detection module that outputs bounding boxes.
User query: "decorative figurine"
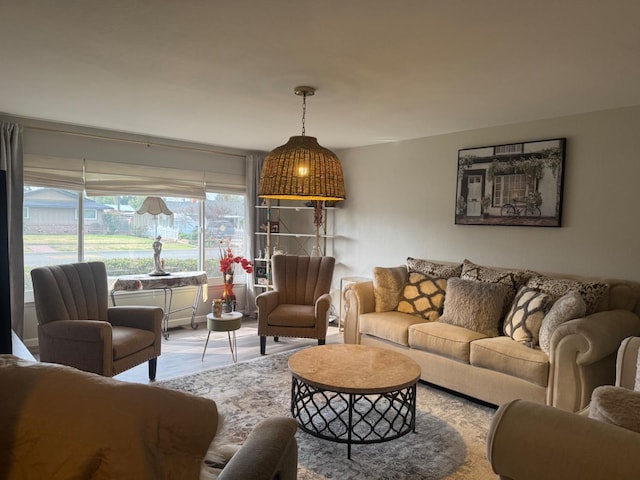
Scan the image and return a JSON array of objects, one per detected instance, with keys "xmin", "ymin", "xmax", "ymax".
[{"xmin": 150, "ymin": 235, "xmax": 169, "ymax": 276}]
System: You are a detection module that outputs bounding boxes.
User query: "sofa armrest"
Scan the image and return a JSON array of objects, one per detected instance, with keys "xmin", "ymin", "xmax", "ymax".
[
  {"xmin": 38, "ymin": 320, "xmax": 113, "ymax": 374},
  {"xmin": 616, "ymin": 336, "xmax": 640, "ymax": 389},
  {"xmin": 487, "ymin": 399, "xmax": 640, "ymax": 480},
  {"xmin": 548, "ymin": 310, "xmax": 640, "ymax": 411},
  {"xmin": 343, "ymin": 280, "xmax": 374, "ymax": 344},
  {"xmin": 217, "ymin": 417, "xmax": 298, "ymax": 480}
]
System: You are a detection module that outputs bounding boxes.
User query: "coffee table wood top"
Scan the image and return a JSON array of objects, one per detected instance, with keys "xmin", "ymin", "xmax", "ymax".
[{"xmin": 288, "ymin": 344, "xmax": 421, "ymax": 394}]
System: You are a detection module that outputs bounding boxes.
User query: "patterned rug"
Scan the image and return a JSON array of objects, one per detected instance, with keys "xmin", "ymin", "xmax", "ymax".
[{"xmin": 156, "ymin": 350, "xmax": 497, "ymax": 479}]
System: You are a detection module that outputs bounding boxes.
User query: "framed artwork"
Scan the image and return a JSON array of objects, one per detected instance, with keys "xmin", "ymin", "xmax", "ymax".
[
  {"xmin": 255, "ymin": 266, "xmax": 267, "ymax": 278},
  {"xmin": 455, "ymin": 138, "xmax": 566, "ymax": 227}
]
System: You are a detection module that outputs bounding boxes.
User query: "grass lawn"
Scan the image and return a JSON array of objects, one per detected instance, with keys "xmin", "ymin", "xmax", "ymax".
[{"xmin": 24, "ymin": 234, "xmax": 196, "ymax": 252}]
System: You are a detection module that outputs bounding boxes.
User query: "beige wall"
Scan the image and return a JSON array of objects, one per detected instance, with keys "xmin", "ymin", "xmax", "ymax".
[{"xmin": 333, "ymin": 106, "xmax": 640, "ymax": 283}]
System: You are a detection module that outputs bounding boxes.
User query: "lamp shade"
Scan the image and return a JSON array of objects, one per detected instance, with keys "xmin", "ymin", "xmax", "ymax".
[
  {"xmin": 136, "ymin": 196, "xmax": 173, "ymax": 216},
  {"xmin": 258, "ymin": 136, "xmax": 346, "ymax": 201}
]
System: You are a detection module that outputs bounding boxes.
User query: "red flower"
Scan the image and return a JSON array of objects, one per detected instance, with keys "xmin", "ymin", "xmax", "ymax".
[{"xmin": 219, "ymin": 244, "xmax": 253, "ymax": 275}]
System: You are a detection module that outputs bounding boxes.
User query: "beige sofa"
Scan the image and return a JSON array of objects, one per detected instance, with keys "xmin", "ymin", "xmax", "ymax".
[
  {"xmin": 343, "ymin": 258, "xmax": 640, "ymax": 412},
  {"xmin": 487, "ymin": 337, "xmax": 640, "ymax": 479},
  {"xmin": 0, "ymin": 355, "xmax": 297, "ymax": 480}
]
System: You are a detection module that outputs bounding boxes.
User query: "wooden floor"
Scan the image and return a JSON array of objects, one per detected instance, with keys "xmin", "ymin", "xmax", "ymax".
[{"xmin": 114, "ymin": 316, "xmax": 344, "ymax": 384}]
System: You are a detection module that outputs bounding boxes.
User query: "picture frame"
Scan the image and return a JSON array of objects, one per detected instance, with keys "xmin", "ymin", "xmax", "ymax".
[
  {"xmin": 255, "ymin": 266, "xmax": 267, "ymax": 278},
  {"xmin": 455, "ymin": 138, "xmax": 566, "ymax": 227},
  {"xmin": 269, "ymin": 221, "xmax": 280, "ymax": 233}
]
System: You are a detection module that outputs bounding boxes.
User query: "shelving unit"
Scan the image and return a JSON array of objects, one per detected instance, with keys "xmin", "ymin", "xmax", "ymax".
[{"xmin": 253, "ymin": 200, "xmax": 335, "ymax": 291}]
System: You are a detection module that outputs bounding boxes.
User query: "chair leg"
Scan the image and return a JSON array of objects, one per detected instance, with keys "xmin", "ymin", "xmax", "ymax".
[
  {"xmin": 318, "ymin": 339, "xmax": 325, "ymax": 346},
  {"xmin": 260, "ymin": 336, "xmax": 266, "ymax": 355},
  {"xmin": 148, "ymin": 358, "xmax": 157, "ymax": 381}
]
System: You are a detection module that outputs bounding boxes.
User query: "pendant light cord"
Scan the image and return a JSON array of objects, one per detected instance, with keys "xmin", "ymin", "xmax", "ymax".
[{"xmin": 301, "ymin": 92, "xmax": 307, "ymax": 136}]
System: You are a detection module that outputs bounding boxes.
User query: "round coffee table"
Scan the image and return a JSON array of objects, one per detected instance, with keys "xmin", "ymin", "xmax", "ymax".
[
  {"xmin": 288, "ymin": 344, "xmax": 421, "ymax": 458},
  {"xmin": 202, "ymin": 312, "xmax": 242, "ymax": 362}
]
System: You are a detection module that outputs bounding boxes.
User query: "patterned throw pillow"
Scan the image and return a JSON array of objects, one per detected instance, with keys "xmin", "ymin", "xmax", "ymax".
[
  {"xmin": 396, "ymin": 272, "xmax": 447, "ymax": 321},
  {"xmin": 438, "ymin": 277, "xmax": 509, "ymax": 337},
  {"xmin": 538, "ymin": 292, "xmax": 587, "ymax": 354},
  {"xmin": 526, "ymin": 276, "xmax": 609, "ymax": 315},
  {"xmin": 373, "ymin": 266, "xmax": 408, "ymax": 312},
  {"xmin": 503, "ymin": 287, "xmax": 553, "ymax": 348},
  {"xmin": 461, "ymin": 259, "xmax": 531, "ymax": 317},
  {"xmin": 406, "ymin": 257, "xmax": 462, "ymax": 279}
]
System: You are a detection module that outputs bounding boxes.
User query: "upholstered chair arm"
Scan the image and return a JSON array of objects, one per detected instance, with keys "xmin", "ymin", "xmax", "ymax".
[
  {"xmin": 547, "ymin": 310, "xmax": 640, "ymax": 411},
  {"xmin": 256, "ymin": 290, "xmax": 280, "ymax": 317},
  {"xmin": 487, "ymin": 399, "xmax": 640, "ymax": 480},
  {"xmin": 616, "ymin": 336, "xmax": 640, "ymax": 388},
  {"xmin": 38, "ymin": 320, "xmax": 113, "ymax": 375},
  {"xmin": 108, "ymin": 306, "xmax": 163, "ymax": 332},
  {"xmin": 217, "ymin": 417, "xmax": 298, "ymax": 480},
  {"xmin": 343, "ymin": 281, "xmax": 374, "ymax": 344}
]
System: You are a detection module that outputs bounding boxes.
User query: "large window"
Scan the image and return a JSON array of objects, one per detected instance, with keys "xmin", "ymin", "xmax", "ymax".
[{"xmin": 23, "ymin": 186, "xmax": 246, "ymax": 297}]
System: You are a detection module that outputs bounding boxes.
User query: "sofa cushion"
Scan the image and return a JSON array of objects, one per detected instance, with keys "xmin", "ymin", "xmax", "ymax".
[
  {"xmin": 359, "ymin": 311, "xmax": 426, "ymax": 346},
  {"xmin": 470, "ymin": 337, "xmax": 549, "ymax": 386},
  {"xmin": 373, "ymin": 265, "xmax": 407, "ymax": 312},
  {"xmin": 409, "ymin": 321, "xmax": 487, "ymax": 362},
  {"xmin": 461, "ymin": 259, "xmax": 531, "ymax": 317},
  {"xmin": 503, "ymin": 287, "xmax": 553, "ymax": 348},
  {"xmin": 526, "ymin": 275, "xmax": 609, "ymax": 315},
  {"xmin": 396, "ymin": 272, "xmax": 447, "ymax": 321},
  {"xmin": 538, "ymin": 292, "xmax": 587, "ymax": 354},
  {"xmin": 406, "ymin": 257, "xmax": 462, "ymax": 278},
  {"xmin": 438, "ymin": 277, "xmax": 509, "ymax": 337},
  {"xmin": 589, "ymin": 385, "xmax": 640, "ymax": 434}
]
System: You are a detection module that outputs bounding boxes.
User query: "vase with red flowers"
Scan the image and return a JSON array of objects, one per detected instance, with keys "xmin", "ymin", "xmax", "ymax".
[{"xmin": 219, "ymin": 244, "xmax": 253, "ymax": 312}]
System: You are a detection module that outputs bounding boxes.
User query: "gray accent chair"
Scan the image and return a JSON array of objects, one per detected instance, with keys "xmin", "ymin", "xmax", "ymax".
[
  {"xmin": 256, "ymin": 255, "xmax": 335, "ymax": 355},
  {"xmin": 31, "ymin": 261, "xmax": 162, "ymax": 379}
]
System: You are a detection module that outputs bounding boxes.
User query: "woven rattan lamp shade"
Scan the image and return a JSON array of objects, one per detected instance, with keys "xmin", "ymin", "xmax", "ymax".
[{"xmin": 258, "ymin": 135, "xmax": 346, "ymax": 201}]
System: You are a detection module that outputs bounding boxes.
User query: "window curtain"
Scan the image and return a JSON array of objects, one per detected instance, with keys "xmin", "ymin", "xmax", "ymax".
[
  {"xmin": 1, "ymin": 122, "xmax": 24, "ymax": 338},
  {"xmin": 243, "ymin": 154, "xmax": 264, "ymax": 313}
]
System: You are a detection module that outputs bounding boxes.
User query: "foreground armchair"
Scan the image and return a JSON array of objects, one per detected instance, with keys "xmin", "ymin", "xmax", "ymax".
[
  {"xmin": 256, "ymin": 255, "xmax": 335, "ymax": 355},
  {"xmin": 31, "ymin": 261, "xmax": 162, "ymax": 379},
  {"xmin": 487, "ymin": 337, "xmax": 640, "ymax": 479},
  {"xmin": 0, "ymin": 355, "xmax": 298, "ymax": 480}
]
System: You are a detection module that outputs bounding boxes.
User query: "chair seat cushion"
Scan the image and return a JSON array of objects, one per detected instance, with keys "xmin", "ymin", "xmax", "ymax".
[
  {"xmin": 409, "ymin": 321, "xmax": 487, "ymax": 362},
  {"xmin": 470, "ymin": 337, "xmax": 549, "ymax": 386},
  {"xmin": 112, "ymin": 326, "xmax": 156, "ymax": 360},
  {"xmin": 268, "ymin": 304, "xmax": 317, "ymax": 328}
]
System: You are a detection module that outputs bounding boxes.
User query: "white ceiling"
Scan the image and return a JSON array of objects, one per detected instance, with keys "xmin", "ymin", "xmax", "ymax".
[{"xmin": 2, "ymin": 0, "xmax": 639, "ymax": 152}]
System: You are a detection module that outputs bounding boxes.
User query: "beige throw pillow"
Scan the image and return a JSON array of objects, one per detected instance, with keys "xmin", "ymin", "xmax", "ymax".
[
  {"xmin": 396, "ymin": 272, "xmax": 447, "ymax": 321},
  {"xmin": 503, "ymin": 287, "xmax": 553, "ymax": 348},
  {"xmin": 538, "ymin": 292, "xmax": 587, "ymax": 354},
  {"xmin": 589, "ymin": 385, "xmax": 640, "ymax": 434},
  {"xmin": 373, "ymin": 266, "xmax": 407, "ymax": 312},
  {"xmin": 460, "ymin": 259, "xmax": 530, "ymax": 317},
  {"xmin": 438, "ymin": 277, "xmax": 509, "ymax": 337}
]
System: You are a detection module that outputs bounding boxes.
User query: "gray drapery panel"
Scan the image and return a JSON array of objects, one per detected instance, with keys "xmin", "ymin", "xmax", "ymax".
[
  {"xmin": 244, "ymin": 154, "xmax": 264, "ymax": 314},
  {"xmin": 0, "ymin": 122, "xmax": 25, "ymax": 337}
]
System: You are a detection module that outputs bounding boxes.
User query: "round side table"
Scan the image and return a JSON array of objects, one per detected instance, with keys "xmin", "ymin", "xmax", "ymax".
[{"xmin": 202, "ymin": 312, "xmax": 243, "ymax": 362}]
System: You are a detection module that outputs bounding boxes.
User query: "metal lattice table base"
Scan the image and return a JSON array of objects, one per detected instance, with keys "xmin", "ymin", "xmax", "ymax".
[{"xmin": 291, "ymin": 377, "xmax": 417, "ymax": 459}]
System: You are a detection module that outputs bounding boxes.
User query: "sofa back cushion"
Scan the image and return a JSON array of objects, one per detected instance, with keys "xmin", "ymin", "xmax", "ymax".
[
  {"xmin": 525, "ymin": 275, "xmax": 609, "ymax": 315},
  {"xmin": 438, "ymin": 278, "xmax": 509, "ymax": 337}
]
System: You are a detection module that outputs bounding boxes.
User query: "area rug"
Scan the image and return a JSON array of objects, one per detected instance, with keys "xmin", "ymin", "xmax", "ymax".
[{"xmin": 156, "ymin": 350, "xmax": 497, "ymax": 479}]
